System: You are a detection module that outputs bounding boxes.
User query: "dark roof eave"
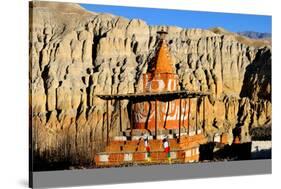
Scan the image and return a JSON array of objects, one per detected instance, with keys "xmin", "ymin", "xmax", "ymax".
[{"xmin": 95, "ymin": 90, "xmax": 210, "ymax": 101}]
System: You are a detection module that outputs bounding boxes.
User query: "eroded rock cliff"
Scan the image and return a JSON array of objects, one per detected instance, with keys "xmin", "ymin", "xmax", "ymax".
[{"xmin": 29, "ymin": 2, "xmax": 271, "ymax": 167}]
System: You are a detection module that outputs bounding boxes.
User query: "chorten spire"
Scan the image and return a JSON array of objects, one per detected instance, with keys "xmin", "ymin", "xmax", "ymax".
[
  {"xmin": 153, "ymin": 30, "xmax": 174, "ymax": 74},
  {"xmin": 157, "ymin": 29, "xmax": 168, "ymax": 41}
]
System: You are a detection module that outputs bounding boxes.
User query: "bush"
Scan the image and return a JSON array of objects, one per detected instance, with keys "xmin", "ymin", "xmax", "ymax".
[{"xmin": 250, "ymin": 126, "xmax": 271, "ymax": 140}]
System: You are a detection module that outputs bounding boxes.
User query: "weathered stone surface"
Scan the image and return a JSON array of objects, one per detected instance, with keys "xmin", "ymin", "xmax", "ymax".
[{"xmin": 30, "ymin": 2, "xmax": 271, "ymax": 166}]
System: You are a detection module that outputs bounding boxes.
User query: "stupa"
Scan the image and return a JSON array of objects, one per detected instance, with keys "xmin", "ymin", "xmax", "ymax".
[{"xmin": 94, "ymin": 30, "xmax": 209, "ymax": 167}]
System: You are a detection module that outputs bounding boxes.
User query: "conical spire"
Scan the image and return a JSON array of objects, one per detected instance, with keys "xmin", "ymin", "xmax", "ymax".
[
  {"xmin": 154, "ymin": 40, "xmax": 174, "ymax": 74},
  {"xmin": 153, "ymin": 30, "xmax": 174, "ymax": 74}
]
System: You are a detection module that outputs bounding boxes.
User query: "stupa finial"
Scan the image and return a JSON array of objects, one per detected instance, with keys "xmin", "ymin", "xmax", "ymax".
[{"xmin": 157, "ymin": 28, "xmax": 168, "ymax": 41}]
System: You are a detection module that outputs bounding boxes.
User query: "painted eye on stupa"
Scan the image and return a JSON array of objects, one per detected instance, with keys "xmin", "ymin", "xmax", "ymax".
[{"xmin": 150, "ymin": 80, "xmax": 165, "ymax": 91}]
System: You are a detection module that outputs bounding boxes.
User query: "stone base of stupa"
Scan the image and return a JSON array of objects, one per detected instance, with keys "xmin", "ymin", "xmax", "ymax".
[{"xmin": 94, "ymin": 129, "xmax": 207, "ymax": 167}]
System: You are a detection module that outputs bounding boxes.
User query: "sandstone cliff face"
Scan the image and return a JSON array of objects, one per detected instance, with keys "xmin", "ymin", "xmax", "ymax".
[{"xmin": 30, "ymin": 2, "xmax": 271, "ymax": 167}]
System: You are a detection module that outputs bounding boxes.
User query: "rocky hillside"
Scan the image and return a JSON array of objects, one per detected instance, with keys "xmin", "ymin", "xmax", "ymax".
[
  {"xmin": 29, "ymin": 2, "xmax": 271, "ymax": 168},
  {"xmin": 237, "ymin": 31, "xmax": 271, "ymax": 39},
  {"xmin": 209, "ymin": 27, "xmax": 271, "ymax": 47}
]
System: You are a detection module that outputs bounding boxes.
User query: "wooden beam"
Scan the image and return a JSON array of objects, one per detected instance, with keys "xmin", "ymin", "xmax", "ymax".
[
  {"xmin": 96, "ymin": 90, "xmax": 210, "ymax": 101},
  {"xmin": 155, "ymin": 100, "xmax": 158, "ymax": 139}
]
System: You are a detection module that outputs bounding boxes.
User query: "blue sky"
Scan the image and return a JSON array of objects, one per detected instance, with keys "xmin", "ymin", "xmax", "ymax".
[{"xmin": 80, "ymin": 3, "xmax": 271, "ymax": 33}]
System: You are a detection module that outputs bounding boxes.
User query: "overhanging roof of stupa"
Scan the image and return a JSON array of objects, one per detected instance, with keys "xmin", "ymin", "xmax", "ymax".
[{"xmin": 96, "ymin": 90, "xmax": 210, "ymax": 102}]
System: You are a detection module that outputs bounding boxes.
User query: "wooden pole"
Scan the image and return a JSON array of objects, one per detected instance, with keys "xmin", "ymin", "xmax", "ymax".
[
  {"xmin": 178, "ymin": 97, "xmax": 182, "ymax": 143},
  {"xmin": 155, "ymin": 100, "xmax": 158, "ymax": 139},
  {"xmin": 195, "ymin": 98, "xmax": 198, "ymax": 134},
  {"xmin": 187, "ymin": 98, "xmax": 191, "ymax": 136},
  {"xmin": 265, "ymin": 101, "xmax": 268, "ymax": 118},
  {"xmin": 203, "ymin": 97, "xmax": 206, "ymax": 129},
  {"xmin": 233, "ymin": 98, "xmax": 236, "ymax": 118},
  {"xmin": 131, "ymin": 103, "xmax": 133, "ymax": 138},
  {"xmin": 106, "ymin": 100, "xmax": 109, "ymax": 145},
  {"xmin": 119, "ymin": 101, "xmax": 122, "ymax": 133},
  {"xmin": 182, "ymin": 99, "xmax": 185, "ymax": 129}
]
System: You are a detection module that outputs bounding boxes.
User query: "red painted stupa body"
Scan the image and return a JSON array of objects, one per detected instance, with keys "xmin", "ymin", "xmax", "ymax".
[{"xmin": 132, "ymin": 36, "xmax": 189, "ymax": 131}]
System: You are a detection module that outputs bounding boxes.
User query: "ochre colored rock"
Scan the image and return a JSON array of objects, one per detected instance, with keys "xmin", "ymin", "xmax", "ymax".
[{"xmin": 30, "ymin": 2, "xmax": 271, "ymax": 165}]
